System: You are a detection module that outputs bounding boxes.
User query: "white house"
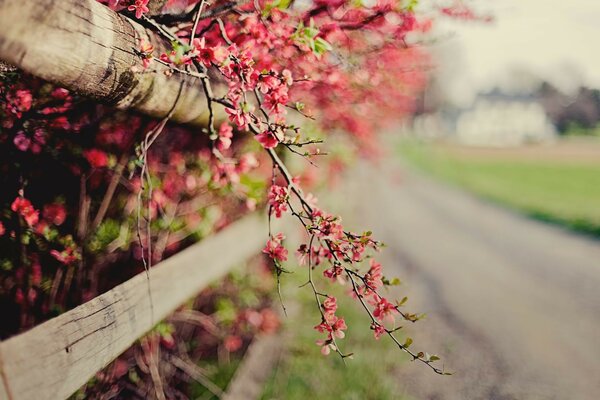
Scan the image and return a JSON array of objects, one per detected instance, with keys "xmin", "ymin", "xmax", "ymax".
[{"xmin": 454, "ymin": 95, "xmax": 556, "ymax": 146}]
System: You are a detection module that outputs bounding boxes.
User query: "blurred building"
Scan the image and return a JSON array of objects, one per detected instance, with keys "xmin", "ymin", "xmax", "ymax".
[
  {"xmin": 411, "ymin": 90, "xmax": 557, "ymax": 146},
  {"xmin": 454, "ymin": 91, "xmax": 556, "ymax": 146}
]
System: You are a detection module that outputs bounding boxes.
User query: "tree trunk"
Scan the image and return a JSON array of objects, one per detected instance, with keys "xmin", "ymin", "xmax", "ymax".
[{"xmin": 0, "ymin": 0, "xmax": 215, "ymax": 126}]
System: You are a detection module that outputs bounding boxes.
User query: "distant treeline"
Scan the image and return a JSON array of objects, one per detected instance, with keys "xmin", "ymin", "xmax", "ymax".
[{"xmin": 537, "ymin": 82, "xmax": 600, "ymax": 135}]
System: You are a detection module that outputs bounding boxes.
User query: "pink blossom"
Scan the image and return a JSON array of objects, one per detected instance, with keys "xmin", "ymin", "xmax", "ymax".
[
  {"xmin": 256, "ymin": 130, "xmax": 279, "ymax": 149},
  {"xmin": 316, "ymin": 339, "xmax": 335, "ymax": 356},
  {"xmin": 237, "ymin": 153, "xmax": 259, "ymax": 174},
  {"xmin": 84, "ymin": 149, "xmax": 109, "ymax": 168},
  {"xmin": 217, "ymin": 122, "xmax": 233, "ymax": 151},
  {"xmin": 365, "ymin": 259, "xmax": 384, "ymax": 291},
  {"xmin": 211, "ymin": 160, "xmax": 239, "ymax": 187},
  {"xmin": 332, "ymin": 317, "xmax": 347, "ymax": 338},
  {"xmin": 128, "ymin": 0, "xmax": 149, "ymax": 18},
  {"xmin": 296, "ymin": 244, "xmax": 308, "ymax": 266},
  {"xmin": 13, "ymin": 132, "xmax": 30, "ymax": 151},
  {"xmin": 159, "ymin": 50, "xmax": 192, "ymax": 66},
  {"xmin": 281, "ymin": 69, "xmax": 293, "ymax": 85},
  {"xmin": 224, "ymin": 335, "xmax": 243, "ymax": 352},
  {"xmin": 267, "ymin": 185, "xmax": 289, "ymax": 218},
  {"xmin": 311, "ymin": 209, "xmax": 343, "ymax": 240},
  {"xmin": 138, "ymin": 40, "xmax": 154, "ymax": 69},
  {"xmin": 43, "ymin": 203, "xmax": 67, "ymax": 226},
  {"xmin": 314, "ymin": 315, "xmax": 347, "ymax": 339},
  {"xmin": 30, "ymin": 129, "xmax": 46, "ymax": 154},
  {"xmin": 11, "ymin": 197, "xmax": 39, "ymax": 227},
  {"xmin": 322, "ymin": 296, "xmax": 337, "ymax": 318},
  {"xmin": 225, "ymin": 105, "xmax": 252, "ymax": 130},
  {"xmin": 373, "ymin": 296, "xmax": 397, "ymax": 323},
  {"xmin": 371, "ymin": 322, "xmax": 386, "ymax": 340},
  {"xmin": 192, "ymin": 37, "xmax": 217, "ymax": 67},
  {"xmin": 7, "ymin": 90, "xmax": 32, "ymax": 118},
  {"xmin": 50, "ymin": 246, "xmax": 79, "ymax": 265},
  {"xmin": 262, "ymin": 233, "xmax": 288, "ymax": 262},
  {"xmin": 323, "ymin": 263, "xmax": 343, "ymax": 281}
]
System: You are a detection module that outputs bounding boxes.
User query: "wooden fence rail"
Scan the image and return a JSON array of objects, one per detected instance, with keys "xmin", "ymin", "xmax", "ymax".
[
  {"xmin": 0, "ymin": 214, "xmax": 268, "ymax": 400},
  {"xmin": 0, "ymin": 0, "xmax": 217, "ymax": 126}
]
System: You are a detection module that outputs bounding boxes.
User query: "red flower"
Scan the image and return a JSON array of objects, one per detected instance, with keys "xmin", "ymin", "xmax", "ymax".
[
  {"xmin": 7, "ymin": 90, "xmax": 32, "ymax": 118},
  {"xmin": 43, "ymin": 203, "xmax": 66, "ymax": 226},
  {"xmin": 322, "ymin": 296, "xmax": 338, "ymax": 318},
  {"xmin": 262, "ymin": 233, "xmax": 288, "ymax": 262},
  {"xmin": 315, "ymin": 315, "xmax": 347, "ymax": 342},
  {"xmin": 225, "ymin": 105, "xmax": 252, "ymax": 130},
  {"xmin": 267, "ymin": 185, "xmax": 289, "ymax": 218},
  {"xmin": 128, "ymin": 0, "xmax": 149, "ymax": 18},
  {"xmin": 373, "ymin": 296, "xmax": 397, "ymax": 323},
  {"xmin": 371, "ymin": 322, "xmax": 386, "ymax": 340},
  {"xmin": 224, "ymin": 335, "xmax": 243, "ymax": 352},
  {"xmin": 256, "ymin": 130, "xmax": 279, "ymax": 149},
  {"xmin": 217, "ymin": 122, "xmax": 233, "ymax": 151},
  {"xmin": 311, "ymin": 209, "xmax": 343, "ymax": 240},
  {"xmin": 365, "ymin": 259, "xmax": 383, "ymax": 292},
  {"xmin": 50, "ymin": 246, "xmax": 79, "ymax": 265},
  {"xmin": 138, "ymin": 40, "xmax": 154, "ymax": 69},
  {"xmin": 159, "ymin": 50, "xmax": 192, "ymax": 66},
  {"xmin": 84, "ymin": 149, "xmax": 108, "ymax": 168},
  {"xmin": 13, "ymin": 132, "xmax": 30, "ymax": 152},
  {"xmin": 331, "ymin": 317, "xmax": 347, "ymax": 338},
  {"xmin": 193, "ymin": 38, "xmax": 217, "ymax": 67},
  {"xmin": 11, "ymin": 197, "xmax": 39, "ymax": 227},
  {"xmin": 316, "ymin": 339, "xmax": 335, "ymax": 356},
  {"xmin": 323, "ymin": 264, "xmax": 343, "ymax": 282}
]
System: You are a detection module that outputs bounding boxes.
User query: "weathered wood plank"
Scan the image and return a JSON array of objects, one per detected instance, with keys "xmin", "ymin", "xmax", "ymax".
[
  {"xmin": 0, "ymin": 0, "xmax": 213, "ymax": 125},
  {"xmin": 0, "ymin": 213, "xmax": 268, "ymax": 400}
]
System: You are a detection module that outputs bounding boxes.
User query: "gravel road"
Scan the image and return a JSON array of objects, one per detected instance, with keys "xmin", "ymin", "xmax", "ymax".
[{"xmin": 333, "ymin": 161, "xmax": 600, "ymax": 400}]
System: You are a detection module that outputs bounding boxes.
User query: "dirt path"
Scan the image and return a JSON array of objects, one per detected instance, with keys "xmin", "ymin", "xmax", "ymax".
[{"xmin": 333, "ymin": 160, "xmax": 600, "ymax": 400}]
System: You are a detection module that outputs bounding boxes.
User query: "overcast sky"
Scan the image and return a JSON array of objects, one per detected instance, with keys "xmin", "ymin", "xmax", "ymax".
[{"xmin": 428, "ymin": 0, "xmax": 600, "ymax": 105}]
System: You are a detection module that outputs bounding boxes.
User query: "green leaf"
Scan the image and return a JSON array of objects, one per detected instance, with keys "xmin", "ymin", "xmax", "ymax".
[
  {"xmin": 262, "ymin": 0, "xmax": 292, "ymax": 17},
  {"xmin": 382, "ymin": 276, "xmax": 401, "ymax": 286},
  {"xmin": 405, "ymin": 0, "xmax": 419, "ymax": 12},
  {"xmin": 313, "ymin": 37, "xmax": 332, "ymax": 55},
  {"xmin": 403, "ymin": 337, "xmax": 413, "ymax": 348}
]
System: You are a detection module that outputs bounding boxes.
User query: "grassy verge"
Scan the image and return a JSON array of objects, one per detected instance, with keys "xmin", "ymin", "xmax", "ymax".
[
  {"xmin": 261, "ymin": 273, "xmax": 411, "ymax": 400},
  {"xmin": 398, "ymin": 139, "xmax": 600, "ymax": 237}
]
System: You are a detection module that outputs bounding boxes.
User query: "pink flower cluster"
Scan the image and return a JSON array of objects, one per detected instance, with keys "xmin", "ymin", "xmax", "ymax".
[
  {"xmin": 262, "ymin": 233, "xmax": 288, "ymax": 262},
  {"xmin": 11, "ymin": 197, "xmax": 39, "ymax": 227},
  {"xmin": 128, "ymin": 0, "xmax": 149, "ymax": 19},
  {"xmin": 267, "ymin": 185, "xmax": 289, "ymax": 218},
  {"xmin": 314, "ymin": 296, "xmax": 347, "ymax": 355}
]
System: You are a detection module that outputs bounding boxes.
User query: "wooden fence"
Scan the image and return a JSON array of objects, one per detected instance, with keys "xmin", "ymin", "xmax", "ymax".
[
  {"xmin": 0, "ymin": 214, "xmax": 270, "ymax": 400},
  {"xmin": 0, "ymin": 1, "xmax": 269, "ymax": 399},
  {"xmin": 0, "ymin": 0, "xmax": 218, "ymax": 126}
]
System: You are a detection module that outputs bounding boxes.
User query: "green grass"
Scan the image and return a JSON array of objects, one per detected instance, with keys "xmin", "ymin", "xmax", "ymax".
[
  {"xmin": 398, "ymin": 140, "xmax": 600, "ymax": 237},
  {"xmin": 261, "ymin": 274, "xmax": 411, "ymax": 400}
]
